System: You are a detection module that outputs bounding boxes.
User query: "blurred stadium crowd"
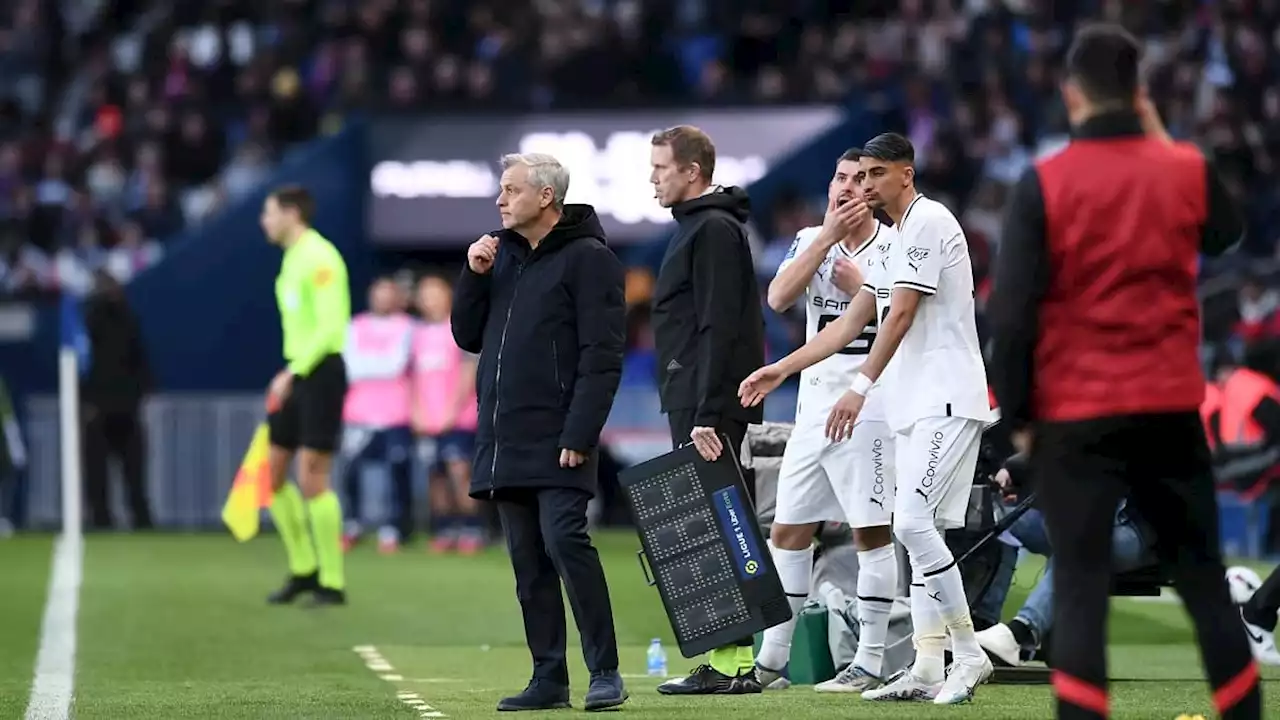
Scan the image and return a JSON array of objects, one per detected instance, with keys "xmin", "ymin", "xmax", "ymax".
[
  {"xmin": 2, "ymin": 0, "xmax": 1279, "ymax": 349},
  {"xmin": 2, "ymin": 0, "xmax": 1280, "ymax": 536}
]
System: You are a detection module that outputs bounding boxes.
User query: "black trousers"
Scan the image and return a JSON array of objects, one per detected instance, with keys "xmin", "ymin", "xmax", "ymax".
[
  {"xmin": 1033, "ymin": 411, "xmax": 1260, "ymax": 719},
  {"xmin": 497, "ymin": 486, "xmax": 619, "ymax": 685},
  {"xmin": 666, "ymin": 410, "xmax": 754, "ymax": 649},
  {"xmin": 83, "ymin": 407, "xmax": 151, "ymax": 530}
]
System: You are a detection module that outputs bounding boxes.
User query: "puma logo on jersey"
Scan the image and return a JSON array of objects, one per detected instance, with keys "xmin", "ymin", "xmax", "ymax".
[
  {"xmin": 905, "ymin": 246, "xmax": 929, "ymax": 274},
  {"xmin": 817, "ymin": 256, "xmax": 833, "ymax": 279}
]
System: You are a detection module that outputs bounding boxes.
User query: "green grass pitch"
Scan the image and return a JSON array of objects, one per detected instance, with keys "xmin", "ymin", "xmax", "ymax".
[{"xmin": 1, "ymin": 531, "xmax": 1278, "ymax": 718}]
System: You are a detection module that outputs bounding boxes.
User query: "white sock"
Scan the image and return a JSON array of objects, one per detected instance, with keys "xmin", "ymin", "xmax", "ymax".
[
  {"xmin": 923, "ymin": 564, "xmax": 983, "ymax": 662},
  {"xmin": 852, "ymin": 544, "xmax": 897, "ymax": 678},
  {"xmin": 909, "ymin": 574, "xmax": 947, "ymax": 683},
  {"xmin": 757, "ymin": 541, "xmax": 813, "ymax": 670}
]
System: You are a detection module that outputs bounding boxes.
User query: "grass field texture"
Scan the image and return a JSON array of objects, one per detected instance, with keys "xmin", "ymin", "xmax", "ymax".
[{"xmin": 1, "ymin": 531, "xmax": 1278, "ymax": 719}]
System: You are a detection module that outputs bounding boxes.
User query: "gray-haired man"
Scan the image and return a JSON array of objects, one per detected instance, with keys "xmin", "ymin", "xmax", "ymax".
[{"xmin": 452, "ymin": 153, "xmax": 629, "ymax": 712}]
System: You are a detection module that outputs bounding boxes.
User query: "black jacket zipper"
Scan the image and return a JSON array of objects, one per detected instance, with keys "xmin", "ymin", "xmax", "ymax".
[
  {"xmin": 489, "ymin": 261, "xmax": 524, "ymax": 497},
  {"xmin": 553, "ymin": 340, "xmax": 563, "ymax": 397}
]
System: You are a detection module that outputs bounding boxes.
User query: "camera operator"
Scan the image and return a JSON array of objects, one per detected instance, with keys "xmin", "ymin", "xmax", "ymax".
[{"xmin": 972, "ymin": 453, "xmax": 1155, "ymax": 667}]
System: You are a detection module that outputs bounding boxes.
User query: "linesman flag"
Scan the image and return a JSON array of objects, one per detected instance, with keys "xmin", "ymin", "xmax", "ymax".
[{"xmin": 221, "ymin": 423, "xmax": 273, "ymax": 542}]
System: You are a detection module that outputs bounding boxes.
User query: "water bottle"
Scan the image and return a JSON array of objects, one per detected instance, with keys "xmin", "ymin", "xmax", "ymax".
[{"xmin": 646, "ymin": 638, "xmax": 668, "ymax": 678}]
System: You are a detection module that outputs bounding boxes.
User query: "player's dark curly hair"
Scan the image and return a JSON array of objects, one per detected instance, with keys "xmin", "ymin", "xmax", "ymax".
[
  {"xmin": 838, "ymin": 147, "xmax": 862, "ymax": 163},
  {"xmin": 860, "ymin": 133, "xmax": 915, "ymax": 164}
]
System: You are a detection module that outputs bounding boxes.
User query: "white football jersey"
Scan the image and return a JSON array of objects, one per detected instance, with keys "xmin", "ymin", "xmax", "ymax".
[
  {"xmin": 880, "ymin": 194, "xmax": 992, "ymax": 433},
  {"xmin": 777, "ymin": 222, "xmax": 895, "ymax": 421}
]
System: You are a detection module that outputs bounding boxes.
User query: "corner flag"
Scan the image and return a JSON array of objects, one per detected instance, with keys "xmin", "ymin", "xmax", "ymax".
[{"xmin": 221, "ymin": 424, "xmax": 273, "ymax": 541}]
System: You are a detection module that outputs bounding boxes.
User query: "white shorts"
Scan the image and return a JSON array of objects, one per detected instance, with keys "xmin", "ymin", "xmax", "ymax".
[
  {"xmin": 773, "ymin": 416, "xmax": 895, "ymax": 529},
  {"xmin": 894, "ymin": 416, "xmax": 984, "ymax": 529}
]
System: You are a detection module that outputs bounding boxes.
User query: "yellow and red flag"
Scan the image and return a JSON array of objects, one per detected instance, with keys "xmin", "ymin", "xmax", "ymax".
[{"xmin": 221, "ymin": 423, "xmax": 273, "ymax": 542}]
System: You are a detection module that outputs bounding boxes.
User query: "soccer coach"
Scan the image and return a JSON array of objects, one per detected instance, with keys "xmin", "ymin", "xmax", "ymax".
[
  {"xmin": 648, "ymin": 125, "xmax": 766, "ymax": 695},
  {"xmin": 452, "ymin": 153, "xmax": 628, "ymax": 712},
  {"xmin": 989, "ymin": 24, "xmax": 1261, "ymax": 720}
]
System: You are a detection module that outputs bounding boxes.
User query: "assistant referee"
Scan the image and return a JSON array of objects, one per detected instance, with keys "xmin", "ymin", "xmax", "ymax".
[
  {"xmin": 989, "ymin": 25, "xmax": 1261, "ymax": 720},
  {"xmin": 260, "ymin": 185, "xmax": 352, "ymax": 608}
]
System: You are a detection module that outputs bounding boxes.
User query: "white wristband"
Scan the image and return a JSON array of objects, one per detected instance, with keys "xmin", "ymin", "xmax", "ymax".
[{"xmin": 849, "ymin": 372, "xmax": 873, "ymax": 397}]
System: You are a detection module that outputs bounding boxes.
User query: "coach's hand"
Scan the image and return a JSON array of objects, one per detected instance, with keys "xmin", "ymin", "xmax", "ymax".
[
  {"xmin": 689, "ymin": 427, "xmax": 724, "ymax": 462},
  {"xmin": 467, "ymin": 234, "xmax": 499, "ymax": 274},
  {"xmin": 825, "ymin": 391, "xmax": 864, "ymax": 442},
  {"xmin": 739, "ymin": 364, "xmax": 787, "ymax": 407},
  {"xmin": 559, "ymin": 448, "xmax": 586, "ymax": 468}
]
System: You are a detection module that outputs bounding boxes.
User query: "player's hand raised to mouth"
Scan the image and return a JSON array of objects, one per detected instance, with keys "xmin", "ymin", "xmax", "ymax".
[{"xmin": 820, "ymin": 195, "xmax": 870, "ymax": 244}]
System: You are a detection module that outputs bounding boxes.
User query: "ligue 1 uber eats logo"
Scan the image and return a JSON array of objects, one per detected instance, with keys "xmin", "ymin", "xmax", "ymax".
[{"xmin": 714, "ymin": 486, "xmax": 763, "ymax": 578}]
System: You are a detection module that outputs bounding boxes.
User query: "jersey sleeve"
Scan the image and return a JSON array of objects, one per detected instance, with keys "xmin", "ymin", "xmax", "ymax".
[
  {"xmin": 287, "ymin": 245, "xmax": 351, "ymax": 376},
  {"xmin": 893, "ymin": 212, "xmax": 946, "ymax": 295},
  {"xmin": 775, "ymin": 226, "xmax": 821, "ymax": 278}
]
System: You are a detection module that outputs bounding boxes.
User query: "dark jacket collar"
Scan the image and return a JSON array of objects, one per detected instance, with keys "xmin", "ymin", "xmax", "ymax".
[
  {"xmin": 499, "ymin": 204, "xmax": 607, "ymax": 258},
  {"xmin": 1071, "ymin": 110, "xmax": 1145, "ymax": 140}
]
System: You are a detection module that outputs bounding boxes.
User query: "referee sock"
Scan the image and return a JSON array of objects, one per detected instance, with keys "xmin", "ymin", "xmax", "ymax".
[
  {"xmin": 307, "ymin": 490, "xmax": 346, "ymax": 591},
  {"xmin": 853, "ymin": 544, "xmax": 898, "ymax": 678},
  {"xmin": 758, "ymin": 541, "xmax": 813, "ymax": 671},
  {"xmin": 270, "ymin": 484, "xmax": 317, "ymax": 577}
]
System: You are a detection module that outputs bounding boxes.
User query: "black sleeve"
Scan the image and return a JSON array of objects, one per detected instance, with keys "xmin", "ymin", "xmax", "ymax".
[
  {"xmin": 560, "ymin": 242, "xmax": 626, "ymax": 453},
  {"xmin": 1003, "ymin": 452, "xmax": 1032, "ymax": 491},
  {"xmin": 450, "ymin": 264, "xmax": 492, "ymax": 355},
  {"xmin": 988, "ymin": 166, "xmax": 1049, "ymax": 429},
  {"xmin": 691, "ymin": 217, "xmax": 748, "ymax": 428},
  {"xmin": 1252, "ymin": 396, "xmax": 1280, "ymax": 442},
  {"xmin": 1201, "ymin": 153, "xmax": 1242, "ymax": 257},
  {"xmin": 127, "ymin": 311, "xmax": 153, "ymax": 395}
]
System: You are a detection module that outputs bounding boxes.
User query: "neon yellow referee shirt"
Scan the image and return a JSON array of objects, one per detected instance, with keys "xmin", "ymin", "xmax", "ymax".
[{"xmin": 275, "ymin": 228, "xmax": 350, "ymax": 377}]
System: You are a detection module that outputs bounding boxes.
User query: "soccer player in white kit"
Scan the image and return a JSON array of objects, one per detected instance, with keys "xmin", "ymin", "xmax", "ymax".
[
  {"xmin": 753, "ymin": 149, "xmax": 901, "ymax": 694},
  {"xmin": 740, "ymin": 133, "xmax": 993, "ymax": 705}
]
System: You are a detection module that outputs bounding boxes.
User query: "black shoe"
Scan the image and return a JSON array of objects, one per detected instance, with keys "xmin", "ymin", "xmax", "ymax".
[
  {"xmin": 303, "ymin": 587, "xmax": 347, "ymax": 607},
  {"xmin": 584, "ymin": 670, "xmax": 628, "ymax": 712},
  {"xmin": 497, "ymin": 679, "xmax": 571, "ymax": 711},
  {"xmin": 266, "ymin": 572, "xmax": 319, "ymax": 605},
  {"xmin": 656, "ymin": 664, "xmax": 762, "ymax": 695}
]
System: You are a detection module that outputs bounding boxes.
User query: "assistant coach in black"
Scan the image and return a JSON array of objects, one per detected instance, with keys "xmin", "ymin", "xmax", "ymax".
[
  {"xmin": 648, "ymin": 125, "xmax": 766, "ymax": 695},
  {"xmin": 453, "ymin": 152, "xmax": 628, "ymax": 712},
  {"xmin": 989, "ymin": 25, "xmax": 1261, "ymax": 720}
]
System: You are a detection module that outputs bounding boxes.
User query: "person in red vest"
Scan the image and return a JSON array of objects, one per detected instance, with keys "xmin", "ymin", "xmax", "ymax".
[
  {"xmin": 988, "ymin": 24, "xmax": 1260, "ymax": 720},
  {"xmin": 1202, "ymin": 362, "xmax": 1225, "ymax": 455},
  {"xmin": 1212, "ymin": 342, "xmax": 1280, "ymax": 499}
]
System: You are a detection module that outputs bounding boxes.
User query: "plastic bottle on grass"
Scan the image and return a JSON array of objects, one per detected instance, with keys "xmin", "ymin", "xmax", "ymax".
[{"xmin": 646, "ymin": 638, "xmax": 667, "ymax": 678}]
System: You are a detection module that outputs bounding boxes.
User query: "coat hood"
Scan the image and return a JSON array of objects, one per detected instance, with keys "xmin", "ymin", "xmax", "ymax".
[{"xmin": 671, "ymin": 185, "xmax": 751, "ymax": 223}]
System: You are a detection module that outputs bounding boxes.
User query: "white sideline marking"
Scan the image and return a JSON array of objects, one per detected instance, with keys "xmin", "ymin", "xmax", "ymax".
[
  {"xmin": 24, "ymin": 535, "xmax": 84, "ymax": 720},
  {"xmin": 354, "ymin": 645, "xmax": 448, "ymax": 718}
]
